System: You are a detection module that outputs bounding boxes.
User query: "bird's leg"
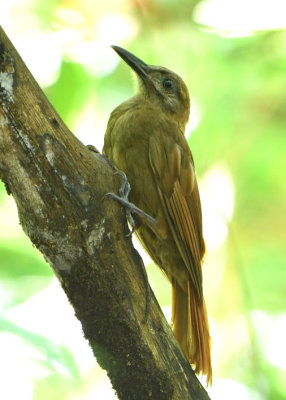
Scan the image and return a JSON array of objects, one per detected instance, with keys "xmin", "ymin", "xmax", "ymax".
[{"xmin": 106, "ymin": 170, "xmax": 157, "ymax": 236}]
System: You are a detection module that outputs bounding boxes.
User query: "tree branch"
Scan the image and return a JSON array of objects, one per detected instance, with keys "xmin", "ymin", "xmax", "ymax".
[{"xmin": 0, "ymin": 26, "xmax": 211, "ymax": 400}]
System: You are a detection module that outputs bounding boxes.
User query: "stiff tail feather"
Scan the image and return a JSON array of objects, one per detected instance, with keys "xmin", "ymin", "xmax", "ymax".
[{"xmin": 171, "ymin": 280, "xmax": 212, "ymax": 385}]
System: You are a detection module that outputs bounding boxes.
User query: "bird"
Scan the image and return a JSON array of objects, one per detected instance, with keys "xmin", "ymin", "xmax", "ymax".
[{"xmin": 103, "ymin": 45, "xmax": 212, "ymax": 384}]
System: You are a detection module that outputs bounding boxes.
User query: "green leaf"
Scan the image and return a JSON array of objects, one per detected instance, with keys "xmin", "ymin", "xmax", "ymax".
[
  {"xmin": 0, "ymin": 317, "xmax": 81, "ymax": 381},
  {"xmin": 0, "ymin": 242, "xmax": 53, "ymax": 309}
]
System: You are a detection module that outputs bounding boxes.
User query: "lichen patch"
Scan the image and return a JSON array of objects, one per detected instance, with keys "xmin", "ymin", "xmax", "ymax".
[
  {"xmin": 87, "ymin": 218, "xmax": 106, "ymax": 254},
  {"xmin": 0, "ymin": 71, "xmax": 14, "ymax": 102}
]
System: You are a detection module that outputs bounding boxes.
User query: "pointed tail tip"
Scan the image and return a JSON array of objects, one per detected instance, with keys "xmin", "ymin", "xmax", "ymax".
[
  {"xmin": 203, "ymin": 364, "xmax": 213, "ymax": 387},
  {"xmin": 189, "ymin": 289, "xmax": 213, "ymax": 385},
  {"xmin": 171, "ymin": 280, "xmax": 213, "ymax": 385},
  {"xmin": 193, "ymin": 350, "xmax": 212, "ymax": 386}
]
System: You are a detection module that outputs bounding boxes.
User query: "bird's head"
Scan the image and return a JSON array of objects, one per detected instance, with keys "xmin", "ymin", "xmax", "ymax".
[{"xmin": 112, "ymin": 45, "xmax": 190, "ymax": 131}]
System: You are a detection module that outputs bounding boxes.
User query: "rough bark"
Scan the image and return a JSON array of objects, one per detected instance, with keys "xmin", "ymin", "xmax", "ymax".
[{"xmin": 0, "ymin": 26, "xmax": 211, "ymax": 400}]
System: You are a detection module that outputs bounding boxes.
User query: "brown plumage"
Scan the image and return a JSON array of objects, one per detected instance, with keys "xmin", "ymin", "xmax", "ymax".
[{"xmin": 103, "ymin": 46, "xmax": 212, "ymax": 384}]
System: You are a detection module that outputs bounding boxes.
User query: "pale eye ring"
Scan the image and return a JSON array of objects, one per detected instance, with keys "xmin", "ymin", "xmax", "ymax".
[{"xmin": 163, "ymin": 78, "xmax": 174, "ymax": 90}]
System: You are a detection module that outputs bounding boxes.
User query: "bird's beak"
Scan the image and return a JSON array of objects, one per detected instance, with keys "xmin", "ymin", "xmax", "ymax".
[{"xmin": 111, "ymin": 45, "xmax": 148, "ymax": 80}]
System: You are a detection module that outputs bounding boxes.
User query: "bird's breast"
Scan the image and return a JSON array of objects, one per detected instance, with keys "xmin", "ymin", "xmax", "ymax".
[{"xmin": 105, "ymin": 104, "xmax": 161, "ymax": 219}]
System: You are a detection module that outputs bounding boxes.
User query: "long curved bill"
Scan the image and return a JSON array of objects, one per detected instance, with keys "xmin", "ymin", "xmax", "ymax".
[{"xmin": 111, "ymin": 45, "xmax": 149, "ymax": 80}]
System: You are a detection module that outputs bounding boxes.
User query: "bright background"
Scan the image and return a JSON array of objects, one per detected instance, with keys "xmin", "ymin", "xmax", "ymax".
[{"xmin": 1, "ymin": 1, "xmax": 286, "ymax": 399}]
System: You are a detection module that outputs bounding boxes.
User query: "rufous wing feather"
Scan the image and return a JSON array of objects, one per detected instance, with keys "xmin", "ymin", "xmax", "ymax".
[{"xmin": 149, "ymin": 134, "xmax": 212, "ymax": 384}]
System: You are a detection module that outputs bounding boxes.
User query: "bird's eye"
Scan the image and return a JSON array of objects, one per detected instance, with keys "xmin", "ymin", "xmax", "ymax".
[{"xmin": 163, "ymin": 78, "xmax": 174, "ymax": 90}]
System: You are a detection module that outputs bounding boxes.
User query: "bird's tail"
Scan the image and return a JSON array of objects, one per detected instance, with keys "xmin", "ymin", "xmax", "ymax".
[{"xmin": 171, "ymin": 280, "xmax": 212, "ymax": 385}]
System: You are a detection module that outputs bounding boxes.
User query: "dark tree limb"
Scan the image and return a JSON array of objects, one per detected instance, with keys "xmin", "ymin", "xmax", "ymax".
[{"xmin": 0, "ymin": 26, "xmax": 211, "ymax": 400}]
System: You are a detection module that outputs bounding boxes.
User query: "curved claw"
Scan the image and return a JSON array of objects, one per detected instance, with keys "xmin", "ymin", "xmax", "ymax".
[
  {"xmin": 106, "ymin": 170, "xmax": 157, "ymax": 237},
  {"xmin": 125, "ymin": 212, "xmax": 135, "ymax": 237},
  {"xmin": 106, "ymin": 170, "xmax": 136, "ymax": 236},
  {"xmin": 114, "ymin": 170, "xmax": 131, "ymax": 198}
]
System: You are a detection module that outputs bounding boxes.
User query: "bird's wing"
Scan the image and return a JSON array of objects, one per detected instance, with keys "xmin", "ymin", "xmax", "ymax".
[{"xmin": 149, "ymin": 133, "xmax": 205, "ymax": 302}]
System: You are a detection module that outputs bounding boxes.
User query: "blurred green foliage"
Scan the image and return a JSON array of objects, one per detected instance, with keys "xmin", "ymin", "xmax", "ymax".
[{"xmin": 0, "ymin": 0, "xmax": 286, "ymax": 399}]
